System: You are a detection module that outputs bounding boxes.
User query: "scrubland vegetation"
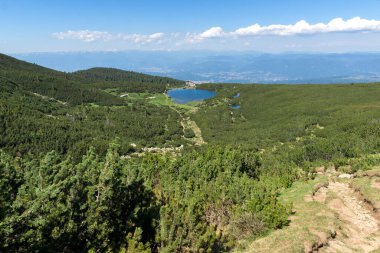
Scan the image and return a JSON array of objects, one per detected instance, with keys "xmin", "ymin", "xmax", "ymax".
[{"xmin": 2, "ymin": 53, "xmax": 380, "ymax": 252}]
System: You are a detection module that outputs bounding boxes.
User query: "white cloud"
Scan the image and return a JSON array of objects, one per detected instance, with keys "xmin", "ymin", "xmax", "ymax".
[
  {"xmin": 53, "ymin": 30, "xmax": 165, "ymax": 44},
  {"xmin": 120, "ymin": 33, "xmax": 165, "ymax": 44},
  {"xmin": 200, "ymin": 27, "xmax": 225, "ymax": 38},
  {"xmin": 233, "ymin": 17, "xmax": 380, "ymax": 37},
  {"xmin": 190, "ymin": 17, "xmax": 380, "ymax": 42},
  {"xmin": 52, "ymin": 30, "xmax": 113, "ymax": 42},
  {"xmin": 53, "ymin": 17, "xmax": 380, "ymax": 47},
  {"xmin": 186, "ymin": 27, "xmax": 226, "ymax": 43}
]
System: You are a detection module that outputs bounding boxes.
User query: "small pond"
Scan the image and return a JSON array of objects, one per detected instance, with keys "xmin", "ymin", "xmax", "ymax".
[
  {"xmin": 167, "ymin": 88, "xmax": 216, "ymax": 104},
  {"xmin": 233, "ymin": 93, "xmax": 240, "ymax": 98},
  {"xmin": 230, "ymin": 104, "xmax": 241, "ymax": 109}
]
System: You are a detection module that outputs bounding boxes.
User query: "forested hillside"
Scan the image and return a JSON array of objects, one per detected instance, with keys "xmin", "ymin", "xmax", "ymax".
[
  {"xmin": 0, "ymin": 57, "xmax": 185, "ymax": 160},
  {"xmin": 194, "ymin": 83, "xmax": 380, "ymax": 164},
  {"xmin": 0, "ymin": 54, "xmax": 124, "ymax": 106},
  {"xmin": 2, "ymin": 54, "xmax": 380, "ymax": 252},
  {"xmin": 0, "ymin": 54, "xmax": 184, "ymax": 105},
  {"xmin": 0, "ymin": 53, "xmax": 66, "ymax": 77},
  {"xmin": 74, "ymin": 67, "xmax": 185, "ymax": 93}
]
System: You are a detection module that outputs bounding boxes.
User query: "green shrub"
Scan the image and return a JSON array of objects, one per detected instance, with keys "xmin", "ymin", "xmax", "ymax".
[
  {"xmin": 229, "ymin": 212, "xmax": 267, "ymax": 240},
  {"xmin": 184, "ymin": 128, "xmax": 196, "ymax": 138}
]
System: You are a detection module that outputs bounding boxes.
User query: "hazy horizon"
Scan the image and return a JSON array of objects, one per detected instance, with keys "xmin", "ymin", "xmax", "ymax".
[{"xmin": 10, "ymin": 50, "xmax": 380, "ymax": 84}]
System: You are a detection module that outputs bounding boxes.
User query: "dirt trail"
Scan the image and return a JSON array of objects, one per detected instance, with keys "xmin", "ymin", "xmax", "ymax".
[
  {"xmin": 180, "ymin": 117, "xmax": 205, "ymax": 145},
  {"xmin": 169, "ymin": 102, "xmax": 205, "ymax": 146},
  {"xmin": 314, "ymin": 180, "xmax": 380, "ymax": 252},
  {"xmin": 31, "ymin": 92, "xmax": 67, "ymax": 105}
]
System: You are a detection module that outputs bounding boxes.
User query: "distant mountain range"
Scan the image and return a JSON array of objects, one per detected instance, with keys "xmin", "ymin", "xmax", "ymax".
[{"xmin": 12, "ymin": 51, "xmax": 380, "ymax": 84}]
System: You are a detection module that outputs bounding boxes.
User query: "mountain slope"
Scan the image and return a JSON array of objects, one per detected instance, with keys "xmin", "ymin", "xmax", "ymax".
[
  {"xmin": 0, "ymin": 53, "xmax": 185, "ymax": 158},
  {"xmin": 0, "ymin": 53, "xmax": 65, "ymax": 77},
  {"xmin": 73, "ymin": 67, "xmax": 185, "ymax": 93},
  {"xmin": 0, "ymin": 54, "xmax": 185, "ymax": 105}
]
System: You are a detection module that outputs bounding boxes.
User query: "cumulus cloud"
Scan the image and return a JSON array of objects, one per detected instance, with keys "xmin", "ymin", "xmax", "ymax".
[
  {"xmin": 186, "ymin": 27, "xmax": 226, "ymax": 43},
  {"xmin": 190, "ymin": 17, "xmax": 380, "ymax": 42},
  {"xmin": 53, "ymin": 30, "xmax": 165, "ymax": 44},
  {"xmin": 233, "ymin": 17, "xmax": 380, "ymax": 37},
  {"xmin": 199, "ymin": 27, "xmax": 225, "ymax": 38}
]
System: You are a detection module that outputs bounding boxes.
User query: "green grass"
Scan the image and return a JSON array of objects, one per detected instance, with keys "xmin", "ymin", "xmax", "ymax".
[
  {"xmin": 126, "ymin": 92, "xmax": 151, "ymax": 99},
  {"xmin": 103, "ymin": 88, "xmax": 120, "ymax": 96},
  {"xmin": 147, "ymin": 93, "xmax": 197, "ymax": 110},
  {"xmin": 147, "ymin": 93, "xmax": 175, "ymax": 106},
  {"xmin": 103, "ymin": 88, "xmax": 202, "ymax": 114}
]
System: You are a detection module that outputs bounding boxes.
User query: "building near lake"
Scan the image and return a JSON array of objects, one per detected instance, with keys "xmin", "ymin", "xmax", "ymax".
[{"xmin": 186, "ymin": 81, "xmax": 197, "ymax": 88}]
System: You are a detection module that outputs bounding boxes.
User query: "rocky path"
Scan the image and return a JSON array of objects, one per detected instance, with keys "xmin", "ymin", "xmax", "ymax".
[
  {"xmin": 314, "ymin": 180, "xmax": 380, "ymax": 252},
  {"xmin": 31, "ymin": 92, "xmax": 67, "ymax": 105}
]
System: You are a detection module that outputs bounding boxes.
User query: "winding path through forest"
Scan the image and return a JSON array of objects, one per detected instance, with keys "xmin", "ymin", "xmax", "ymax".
[
  {"xmin": 165, "ymin": 95, "xmax": 205, "ymax": 146},
  {"xmin": 180, "ymin": 116, "xmax": 205, "ymax": 145}
]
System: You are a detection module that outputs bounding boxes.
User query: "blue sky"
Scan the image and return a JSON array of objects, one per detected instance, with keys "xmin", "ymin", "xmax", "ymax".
[{"xmin": 2, "ymin": 0, "xmax": 380, "ymax": 53}]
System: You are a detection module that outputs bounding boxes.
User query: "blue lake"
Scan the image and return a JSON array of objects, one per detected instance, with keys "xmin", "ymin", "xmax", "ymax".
[{"xmin": 168, "ymin": 89, "xmax": 216, "ymax": 104}]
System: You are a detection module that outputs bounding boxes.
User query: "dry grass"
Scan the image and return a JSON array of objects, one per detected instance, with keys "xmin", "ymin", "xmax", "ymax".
[{"xmin": 351, "ymin": 168, "xmax": 380, "ymax": 210}]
